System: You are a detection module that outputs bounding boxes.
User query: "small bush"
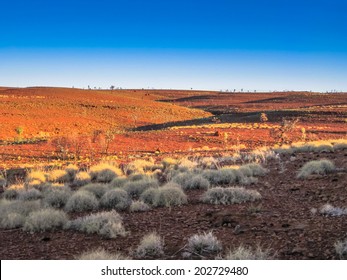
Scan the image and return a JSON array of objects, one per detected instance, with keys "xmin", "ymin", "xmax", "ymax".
[
  {"xmin": 172, "ymin": 173, "xmax": 210, "ymax": 190},
  {"xmin": 224, "ymin": 245, "xmax": 272, "ymax": 260},
  {"xmin": 135, "ymin": 232, "xmax": 164, "ymax": 258},
  {"xmin": 123, "ymin": 178, "xmax": 159, "ymax": 198},
  {"xmin": 81, "ymin": 183, "xmax": 109, "ymax": 199},
  {"xmin": 335, "ymin": 239, "xmax": 347, "ymax": 259},
  {"xmin": 67, "ymin": 210, "xmax": 126, "ymax": 238},
  {"xmin": 297, "ymin": 159, "xmax": 336, "ymax": 179},
  {"xmin": 74, "ymin": 171, "xmax": 91, "ymax": 187},
  {"xmin": 100, "ymin": 189, "xmax": 131, "ymax": 211},
  {"xmin": 65, "ymin": 191, "xmax": 99, "ymax": 212},
  {"xmin": 141, "ymin": 183, "xmax": 187, "ymax": 207},
  {"xmin": 202, "ymin": 187, "xmax": 261, "ymax": 205},
  {"xmin": 129, "ymin": 200, "xmax": 151, "ymax": 212},
  {"xmin": 18, "ymin": 188, "xmax": 42, "ymax": 201},
  {"xmin": 42, "ymin": 187, "xmax": 72, "ymax": 208},
  {"xmin": 23, "ymin": 208, "xmax": 68, "ymax": 232},
  {"xmin": 89, "ymin": 163, "xmax": 122, "ymax": 183},
  {"xmin": 77, "ymin": 248, "xmax": 128, "ymax": 260},
  {"xmin": 186, "ymin": 232, "xmax": 222, "ymax": 255}
]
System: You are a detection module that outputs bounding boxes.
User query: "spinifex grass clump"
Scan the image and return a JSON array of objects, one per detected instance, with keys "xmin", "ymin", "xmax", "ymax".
[
  {"xmin": 23, "ymin": 208, "xmax": 68, "ymax": 232},
  {"xmin": 202, "ymin": 187, "xmax": 261, "ymax": 205},
  {"xmin": 172, "ymin": 173, "xmax": 210, "ymax": 190},
  {"xmin": 64, "ymin": 191, "xmax": 99, "ymax": 212},
  {"xmin": 335, "ymin": 239, "xmax": 347, "ymax": 260},
  {"xmin": 81, "ymin": 183, "xmax": 109, "ymax": 199},
  {"xmin": 297, "ymin": 159, "xmax": 336, "ymax": 179},
  {"xmin": 186, "ymin": 232, "xmax": 222, "ymax": 255},
  {"xmin": 224, "ymin": 245, "xmax": 272, "ymax": 260},
  {"xmin": 129, "ymin": 200, "xmax": 151, "ymax": 212},
  {"xmin": 77, "ymin": 248, "xmax": 129, "ymax": 260},
  {"xmin": 42, "ymin": 187, "xmax": 72, "ymax": 208},
  {"xmin": 123, "ymin": 178, "xmax": 159, "ymax": 198},
  {"xmin": 47, "ymin": 169, "xmax": 71, "ymax": 183},
  {"xmin": 74, "ymin": 171, "xmax": 91, "ymax": 187},
  {"xmin": 0, "ymin": 200, "xmax": 41, "ymax": 229},
  {"xmin": 100, "ymin": 189, "xmax": 131, "ymax": 211},
  {"xmin": 67, "ymin": 210, "xmax": 126, "ymax": 238},
  {"xmin": 140, "ymin": 183, "xmax": 187, "ymax": 207},
  {"xmin": 89, "ymin": 163, "xmax": 122, "ymax": 183},
  {"xmin": 135, "ymin": 232, "xmax": 164, "ymax": 258}
]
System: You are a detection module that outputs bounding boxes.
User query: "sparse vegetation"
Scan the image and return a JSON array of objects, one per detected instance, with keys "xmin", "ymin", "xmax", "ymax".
[
  {"xmin": 64, "ymin": 191, "xmax": 99, "ymax": 212},
  {"xmin": 185, "ymin": 232, "xmax": 222, "ymax": 255},
  {"xmin": 202, "ymin": 187, "xmax": 261, "ymax": 205},
  {"xmin": 123, "ymin": 178, "xmax": 159, "ymax": 198},
  {"xmin": 140, "ymin": 183, "xmax": 187, "ymax": 207},
  {"xmin": 81, "ymin": 183, "xmax": 109, "ymax": 199},
  {"xmin": 74, "ymin": 171, "xmax": 91, "ymax": 186},
  {"xmin": 100, "ymin": 189, "xmax": 131, "ymax": 211},
  {"xmin": 77, "ymin": 248, "xmax": 129, "ymax": 260},
  {"xmin": 42, "ymin": 187, "xmax": 72, "ymax": 208},
  {"xmin": 67, "ymin": 210, "xmax": 126, "ymax": 238},
  {"xmin": 297, "ymin": 159, "xmax": 336, "ymax": 179},
  {"xmin": 334, "ymin": 239, "xmax": 347, "ymax": 259},
  {"xmin": 224, "ymin": 245, "xmax": 272, "ymax": 260},
  {"xmin": 89, "ymin": 163, "xmax": 122, "ymax": 183},
  {"xmin": 129, "ymin": 200, "xmax": 151, "ymax": 212},
  {"xmin": 135, "ymin": 232, "xmax": 164, "ymax": 258},
  {"xmin": 23, "ymin": 208, "xmax": 68, "ymax": 232}
]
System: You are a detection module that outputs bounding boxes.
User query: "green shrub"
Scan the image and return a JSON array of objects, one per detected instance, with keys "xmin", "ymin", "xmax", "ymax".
[
  {"xmin": 23, "ymin": 208, "xmax": 68, "ymax": 232},
  {"xmin": 65, "ymin": 191, "xmax": 99, "ymax": 212},
  {"xmin": 77, "ymin": 248, "xmax": 129, "ymax": 260},
  {"xmin": 297, "ymin": 159, "xmax": 336, "ymax": 179},
  {"xmin": 67, "ymin": 210, "xmax": 126, "ymax": 238},
  {"xmin": 89, "ymin": 163, "xmax": 122, "ymax": 183},
  {"xmin": 186, "ymin": 232, "xmax": 222, "ymax": 255},
  {"xmin": 100, "ymin": 189, "xmax": 131, "ymax": 211},
  {"xmin": 135, "ymin": 232, "xmax": 164, "ymax": 258},
  {"xmin": 202, "ymin": 187, "xmax": 261, "ymax": 205}
]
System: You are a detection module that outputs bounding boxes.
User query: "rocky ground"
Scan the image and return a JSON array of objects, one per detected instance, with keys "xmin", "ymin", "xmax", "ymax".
[{"xmin": 1, "ymin": 149, "xmax": 346, "ymax": 260}]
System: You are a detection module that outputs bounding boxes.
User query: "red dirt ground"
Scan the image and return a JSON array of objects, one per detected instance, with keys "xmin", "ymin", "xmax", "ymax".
[{"xmin": 0, "ymin": 87, "xmax": 346, "ymax": 260}]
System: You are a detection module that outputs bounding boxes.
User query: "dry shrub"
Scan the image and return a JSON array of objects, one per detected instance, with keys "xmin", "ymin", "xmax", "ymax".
[
  {"xmin": 297, "ymin": 159, "xmax": 335, "ymax": 179},
  {"xmin": 100, "ymin": 189, "xmax": 131, "ymax": 211},
  {"xmin": 89, "ymin": 163, "xmax": 123, "ymax": 183},
  {"xmin": 77, "ymin": 248, "xmax": 129, "ymax": 260},
  {"xmin": 23, "ymin": 208, "xmax": 68, "ymax": 232},
  {"xmin": 135, "ymin": 232, "xmax": 164, "ymax": 258},
  {"xmin": 64, "ymin": 191, "xmax": 99, "ymax": 212},
  {"xmin": 202, "ymin": 187, "xmax": 261, "ymax": 205}
]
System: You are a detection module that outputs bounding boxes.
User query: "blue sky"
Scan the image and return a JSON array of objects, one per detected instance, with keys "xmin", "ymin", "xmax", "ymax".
[{"xmin": 1, "ymin": 0, "xmax": 347, "ymax": 91}]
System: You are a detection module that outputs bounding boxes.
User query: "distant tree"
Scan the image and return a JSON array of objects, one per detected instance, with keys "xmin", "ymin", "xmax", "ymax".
[{"xmin": 110, "ymin": 85, "xmax": 115, "ymax": 90}]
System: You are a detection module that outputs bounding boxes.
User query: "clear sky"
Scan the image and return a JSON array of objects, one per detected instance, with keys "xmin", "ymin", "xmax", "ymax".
[{"xmin": 1, "ymin": 0, "xmax": 347, "ymax": 91}]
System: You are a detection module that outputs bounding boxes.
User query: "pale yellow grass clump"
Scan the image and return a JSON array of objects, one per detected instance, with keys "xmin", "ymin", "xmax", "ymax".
[{"xmin": 89, "ymin": 163, "xmax": 123, "ymax": 183}]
